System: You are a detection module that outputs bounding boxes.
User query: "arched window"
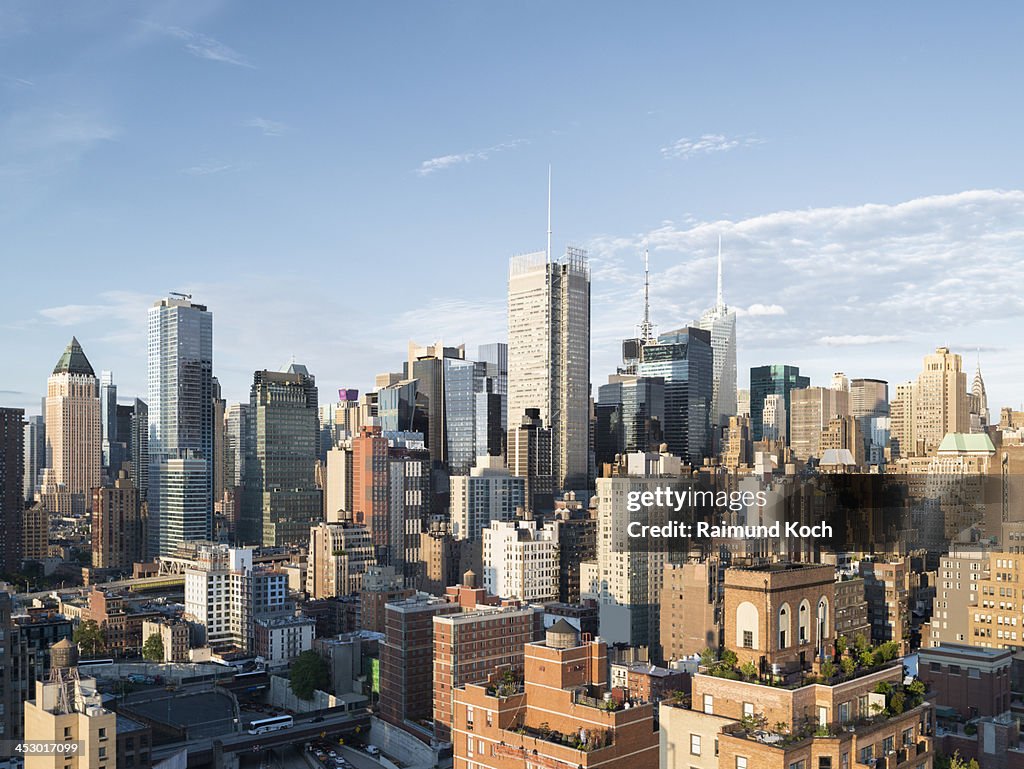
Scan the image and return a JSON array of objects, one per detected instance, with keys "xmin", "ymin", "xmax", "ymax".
[
  {"xmin": 798, "ymin": 599, "xmax": 811, "ymax": 644},
  {"xmin": 778, "ymin": 603, "xmax": 791, "ymax": 649},
  {"xmin": 736, "ymin": 601, "xmax": 759, "ymax": 650},
  {"xmin": 817, "ymin": 596, "xmax": 830, "ymax": 642}
]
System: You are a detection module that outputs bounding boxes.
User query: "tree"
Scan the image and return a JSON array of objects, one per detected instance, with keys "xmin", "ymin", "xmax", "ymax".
[
  {"xmin": 739, "ymin": 661, "xmax": 758, "ymax": 681},
  {"xmin": 73, "ymin": 619, "xmax": 105, "ymax": 657},
  {"xmin": 142, "ymin": 633, "xmax": 165, "ymax": 662},
  {"xmin": 290, "ymin": 650, "xmax": 329, "ymax": 700},
  {"xmin": 840, "ymin": 656, "xmax": 856, "ymax": 676}
]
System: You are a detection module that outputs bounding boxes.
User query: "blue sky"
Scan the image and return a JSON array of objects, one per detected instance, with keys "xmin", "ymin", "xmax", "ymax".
[{"xmin": 2, "ymin": 1, "xmax": 1024, "ymax": 414}]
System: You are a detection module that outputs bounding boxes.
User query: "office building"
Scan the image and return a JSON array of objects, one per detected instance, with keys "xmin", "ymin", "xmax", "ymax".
[
  {"xmin": 450, "ymin": 456, "xmax": 525, "ymax": 542},
  {"xmin": 636, "ymin": 327, "xmax": 713, "ymax": 465},
  {"xmin": 789, "ymin": 385, "xmax": 850, "ymax": 461},
  {"xmin": 147, "ymin": 296, "xmax": 214, "ymax": 557},
  {"xmin": 507, "ymin": 247, "xmax": 591, "ymax": 492},
  {"xmin": 594, "ymin": 375, "xmax": 665, "ymax": 468},
  {"xmin": 91, "ymin": 470, "xmax": 143, "ymax": 571},
  {"xmin": 482, "ymin": 519, "xmax": 559, "ymax": 602},
  {"xmin": 23, "ymin": 413, "xmax": 44, "ymax": 502},
  {"xmin": 129, "ymin": 398, "xmax": 148, "ymax": 501},
  {"xmin": 242, "ymin": 363, "xmax": 322, "ymax": 546},
  {"xmin": 894, "ymin": 347, "xmax": 970, "ymax": 458},
  {"xmin": 0, "ymin": 407, "xmax": 24, "ymax": 572},
  {"xmin": 761, "ymin": 392, "xmax": 786, "ymax": 443},
  {"xmin": 45, "ymin": 338, "xmax": 100, "ymax": 513},
  {"xmin": 850, "ymin": 377, "xmax": 889, "ymax": 460},
  {"xmin": 749, "ymin": 364, "xmax": 810, "ymax": 443},
  {"xmin": 506, "ymin": 408, "xmax": 554, "ymax": 514},
  {"xmin": 307, "ymin": 521, "xmax": 376, "ymax": 598},
  {"xmin": 696, "ymin": 239, "xmax": 738, "ymax": 426},
  {"xmin": 581, "ymin": 451, "xmax": 686, "ymax": 659}
]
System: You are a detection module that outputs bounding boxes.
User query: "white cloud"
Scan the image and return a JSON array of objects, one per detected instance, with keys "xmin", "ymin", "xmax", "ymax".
[
  {"xmin": 737, "ymin": 303, "xmax": 786, "ymax": 317},
  {"xmin": 244, "ymin": 117, "xmax": 287, "ymax": 137},
  {"xmin": 180, "ymin": 161, "xmax": 235, "ymax": 176},
  {"xmin": 585, "ymin": 189, "xmax": 1024, "ymax": 407},
  {"xmin": 143, "ymin": 22, "xmax": 253, "ymax": 68},
  {"xmin": 417, "ymin": 140, "xmax": 526, "ymax": 176},
  {"xmin": 661, "ymin": 133, "xmax": 763, "ymax": 160},
  {"xmin": 819, "ymin": 334, "xmax": 907, "ymax": 347}
]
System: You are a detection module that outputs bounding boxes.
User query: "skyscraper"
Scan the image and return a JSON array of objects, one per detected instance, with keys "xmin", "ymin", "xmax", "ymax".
[
  {"xmin": 99, "ymin": 370, "xmax": 117, "ymax": 475},
  {"xmin": 0, "ymin": 407, "xmax": 25, "ymax": 573},
  {"xmin": 242, "ymin": 363, "xmax": 322, "ymax": 547},
  {"xmin": 749, "ymin": 364, "xmax": 810, "ymax": 442},
  {"xmin": 636, "ymin": 327, "xmax": 713, "ymax": 465},
  {"xmin": 789, "ymin": 385, "xmax": 850, "ymax": 460},
  {"xmin": 129, "ymin": 398, "xmax": 148, "ymax": 501},
  {"xmin": 910, "ymin": 346, "xmax": 969, "ymax": 456},
  {"xmin": 594, "ymin": 375, "xmax": 665, "ymax": 468},
  {"xmin": 850, "ymin": 378, "xmax": 889, "ymax": 462},
  {"xmin": 508, "ymin": 244, "xmax": 591, "ymax": 493},
  {"xmin": 22, "ymin": 414, "xmax": 45, "ymax": 502},
  {"xmin": 91, "ymin": 470, "xmax": 143, "ymax": 571},
  {"xmin": 696, "ymin": 238, "xmax": 738, "ymax": 427},
  {"xmin": 147, "ymin": 296, "xmax": 214, "ymax": 557},
  {"xmin": 45, "ymin": 337, "xmax": 100, "ymax": 513}
]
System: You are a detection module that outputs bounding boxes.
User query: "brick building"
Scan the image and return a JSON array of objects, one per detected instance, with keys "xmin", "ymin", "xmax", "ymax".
[
  {"xmin": 451, "ymin": 623, "xmax": 658, "ymax": 769},
  {"xmin": 723, "ymin": 562, "xmax": 835, "ymax": 676},
  {"xmin": 432, "ymin": 603, "xmax": 544, "ymax": 740},
  {"xmin": 378, "ymin": 593, "xmax": 460, "ymax": 728},
  {"xmin": 661, "ymin": 558, "xmax": 722, "ymax": 662},
  {"xmin": 918, "ymin": 643, "xmax": 1011, "ymax": 719}
]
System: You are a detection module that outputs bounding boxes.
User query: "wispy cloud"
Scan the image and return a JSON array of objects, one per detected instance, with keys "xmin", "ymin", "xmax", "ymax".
[
  {"xmin": 819, "ymin": 334, "xmax": 907, "ymax": 347},
  {"xmin": 179, "ymin": 161, "xmax": 235, "ymax": 176},
  {"xmin": 1, "ymin": 74, "xmax": 34, "ymax": 87},
  {"xmin": 417, "ymin": 139, "xmax": 526, "ymax": 176},
  {"xmin": 660, "ymin": 133, "xmax": 763, "ymax": 160},
  {"xmin": 244, "ymin": 117, "xmax": 287, "ymax": 137},
  {"xmin": 584, "ymin": 189, "xmax": 1024, "ymax": 405},
  {"xmin": 142, "ymin": 22, "xmax": 253, "ymax": 68}
]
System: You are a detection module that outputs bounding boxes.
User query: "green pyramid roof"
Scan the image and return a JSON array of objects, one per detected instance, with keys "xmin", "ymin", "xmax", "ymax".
[
  {"xmin": 52, "ymin": 337, "xmax": 95, "ymax": 377},
  {"xmin": 937, "ymin": 432, "xmax": 995, "ymax": 454}
]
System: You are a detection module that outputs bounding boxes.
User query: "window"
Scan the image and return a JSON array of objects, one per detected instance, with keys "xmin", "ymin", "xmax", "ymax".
[
  {"xmin": 838, "ymin": 701, "xmax": 851, "ymax": 724},
  {"xmin": 742, "ymin": 630, "xmax": 753, "ymax": 648},
  {"xmin": 929, "ymin": 662, "xmax": 940, "ymax": 672},
  {"xmin": 743, "ymin": 702, "xmax": 754, "ymax": 718},
  {"xmin": 859, "ymin": 746, "xmax": 873, "ymax": 764},
  {"xmin": 690, "ymin": 734, "xmax": 701, "ymax": 755},
  {"xmin": 736, "ymin": 758, "xmax": 748, "ymax": 769},
  {"xmin": 704, "ymin": 694, "xmax": 714, "ymax": 714},
  {"xmin": 902, "ymin": 727, "xmax": 914, "ymax": 746},
  {"xmin": 789, "ymin": 762, "xmax": 805, "ymax": 769},
  {"xmin": 98, "ymin": 727, "xmax": 107, "ymax": 740},
  {"xmin": 819, "ymin": 759, "xmax": 832, "ymax": 769},
  {"xmin": 883, "ymin": 736, "xmax": 894, "ymax": 754}
]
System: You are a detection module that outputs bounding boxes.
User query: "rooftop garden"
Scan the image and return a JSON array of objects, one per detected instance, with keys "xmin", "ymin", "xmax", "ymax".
[
  {"xmin": 508, "ymin": 721, "xmax": 613, "ymax": 752},
  {"xmin": 698, "ymin": 633, "xmax": 907, "ymax": 688}
]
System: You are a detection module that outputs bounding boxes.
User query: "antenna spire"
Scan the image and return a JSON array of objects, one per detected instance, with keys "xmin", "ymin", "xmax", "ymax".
[
  {"xmin": 716, "ymin": 235, "xmax": 724, "ymax": 310},
  {"xmin": 546, "ymin": 165, "xmax": 552, "ymax": 263},
  {"xmin": 639, "ymin": 247, "xmax": 654, "ymax": 342}
]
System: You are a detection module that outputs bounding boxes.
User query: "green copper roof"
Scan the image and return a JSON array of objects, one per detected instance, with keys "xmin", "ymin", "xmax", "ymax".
[
  {"xmin": 52, "ymin": 336, "xmax": 95, "ymax": 377},
  {"xmin": 937, "ymin": 432, "xmax": 995, "ymax": 454}
]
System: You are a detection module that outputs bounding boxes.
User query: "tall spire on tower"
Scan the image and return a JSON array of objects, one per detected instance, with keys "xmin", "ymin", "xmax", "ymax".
[
  {"xmin": 546, "ymin": 164, "xmax": 552, "ymax": 263},
  {"xmin": 639, "ymin": 246, "xmax": 654, "ymax": 342},
  {"xmin": 716, "ymin": 235, "xmax": 724, "ymax": 311}
]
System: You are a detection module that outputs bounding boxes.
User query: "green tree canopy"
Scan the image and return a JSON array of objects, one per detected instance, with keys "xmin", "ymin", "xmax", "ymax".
[
  {"xmin": 142, "ymin": 633, "xmax": 165, "ymax": 662},
  {"xmin": 290, "ymin": 650, "xmax": 329, "ymax": 700},
  {"xmin": 73, "ymin": 619, "xmax": 105, "ymax": 657}
]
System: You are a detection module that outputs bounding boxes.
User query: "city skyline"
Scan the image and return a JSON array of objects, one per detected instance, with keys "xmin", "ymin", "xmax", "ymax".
[{"xmin": 3, "ymin": 3, "xmax": 1024, "ymax": 412}]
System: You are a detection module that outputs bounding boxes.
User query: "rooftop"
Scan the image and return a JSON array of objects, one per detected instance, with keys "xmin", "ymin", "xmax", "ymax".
[
  {"xmin": 937, "ymin": 432, "xmax": 996, "ymax": 454},
  {"xmin": 52, "ymin": 336, "xmax": 95, "ymax": 377}
]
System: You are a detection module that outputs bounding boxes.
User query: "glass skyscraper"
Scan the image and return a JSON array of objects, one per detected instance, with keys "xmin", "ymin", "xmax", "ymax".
[
  {"xmin": 749, "ymin": 364, "xmax": 810, "ymax": 442},
  {"xmin": 594, "ymin": 376, "xmax": 665, "ymax": 467},
  {"xmin": 147, "ymin": 296, "xmax": 214, "ymax": 557},
  {"xmin": 242, "ymin": 363, "xmax": 322, "ymax": 547},
  {"xmin": 636, "ymin": 327, "xmax": 712, "ymax": 465},
  {"xmin": 507, "ymin": 249, "xmax": 591, "ymax": 493}
]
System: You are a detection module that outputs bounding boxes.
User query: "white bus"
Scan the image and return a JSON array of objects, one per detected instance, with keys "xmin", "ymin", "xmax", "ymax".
[{"xmin": 247, "ymin": 715, "xmax": 294, "ymax": 735}]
